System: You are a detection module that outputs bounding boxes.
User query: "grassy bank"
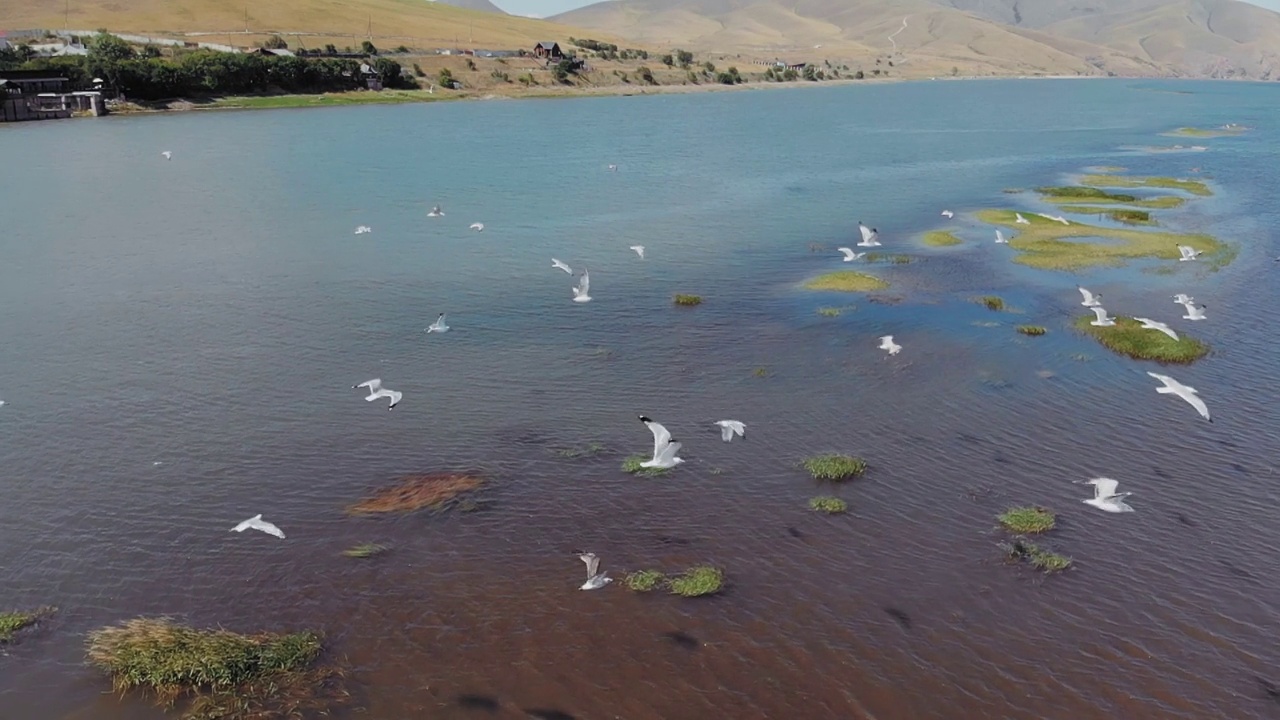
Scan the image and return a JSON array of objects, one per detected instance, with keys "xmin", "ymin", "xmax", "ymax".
[
  {"xmin": 1077, "ymin": 174, "xmax": 1211, "ymax": 197},
  {"xmin": 922, "ymin": 231, "xmax": 962, "ymax": 247},
  {"xmin": 1073, "ymin": 315, "xmax": 1209, "ymax": 363},
  {"xmin": 1036, "ymin": 186, "xmax": 1186, "ymax": 209},
  {"xmin": 802, "ymin": 271, "xmax": 889, "ymax": 292},
  {"xmin": 976, "ymin": 209, "xmax": 1224, "ymax": 271},
  {"xmin": 211, "ymin": 90, "xmax": 446, "ymax": 110}
]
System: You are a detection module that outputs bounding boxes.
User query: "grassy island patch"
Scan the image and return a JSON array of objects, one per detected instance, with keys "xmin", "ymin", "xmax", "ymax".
[
  {"xmin": 1, "ymin": 607, "xmax": 55, "ymax": 643},
  {"xmin": 808, "ymin": 496, "xmax": 848, "ymax": 513},
  {"xmin": 998, "ymin": 506, "xmax": 1056, "ymax": 534},
  {"xmin": 668, "ymin": 566, "xmax": 724, "ymax": 597},
  {"xmin": 624, "ymin": 570, "xmax": 666, "ymax": 592},
  {"xmin": 1057, "ymin": 206, "xmax": 1155, "ymax": 225},
  {"xmin": 622, "ymin": 454, "xmax": 670, "ymax": 476},
  {"xmin": 923, "ymin": 231, "xmax": 962, "ymax": 247},
  {"xmin": 552, "ymin": 441, "xmax": 606, "ymax": 459},
  {"xmin": 347, "ymin": 472, "xmax": 483, "ymax": 515},
  {"xmin": 1036, "ymin": 186, "xmax": 1186, "ymax": 209},
  {"xmin": 1003, "ymin": 539, "xmax": 1072, "ymax": 573},
  {"xmin": 343, "ymin": 543, "xmax": 389, "ymax": 559},
  {"xmin": 976, "ymin": 209, "xmax": 1223, "ymax": 271},
  {"xmin": 1016, "ymin": 325, "xmax": 1047, "ymax": 336},
  {"xmin": 977, "ymin": 295, "xmax": 1005, "ymax": 311},
  {"xmin": 86, "ymin": 618, "xmax": 344, "ymax": 720},
  {"xmin": 802, "ymin": 454, "xmax": 867, "ymax": 481},
  {"xmin": 1078, "ymin": 174, "xmax": 1211, "ymax": 197},
  {"xmin": 1164, "ymin": 126, "xmax": 1245, "ymax": 138},
  {"xmin": 674, "ymin": 294, "xmax": 703, "ymax": 306},
  {"xmin": 803, "ymin": 271, "xmax": 889, "ymax": 293},
  {"xmin": 1072, "ymin": 315, "xmax": 1208, "ymax": 363}
]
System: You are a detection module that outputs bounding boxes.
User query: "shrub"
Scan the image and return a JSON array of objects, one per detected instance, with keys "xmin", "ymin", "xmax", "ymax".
[
  {"xmin": 674, "ymin": 294, "xmax": 703, "ymax": 306},
  {"xmin": 638, "ymin": 66, "xmax": 655, "ymax": 84},
  {"xmin": 803, "ymin": 454, "xmax": 867, "ymax": 481},
  {"xmin": 262, "ymin": 35, "xmax": 288, "ymax": 50},
  {"xmin": 808, "ymin": 496, "xmax": 848, "ymax": 513},
  {"xmin": 978, "ymin": 296, "xmax": 1005, "ymax": 311},
  {"xmin": 669, "ymin": 566, "xmax": 723, "ymax": 597},
  {"xmin": 438, "ymin": 67, "xmax": 455, "ymax": 89},
  {"xmin": 997, "ymin": 506, "xmax": 1056, "ymax": 534},
  {"xmin": 360, "ymin": 40, "xmax": 377, "ymax": 56},
  {"xmin": 624, "ymin": 570, "xmax": 665, "ymax": 591}
]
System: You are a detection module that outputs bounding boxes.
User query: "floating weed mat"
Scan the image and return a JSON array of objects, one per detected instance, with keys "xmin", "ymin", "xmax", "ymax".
[
  {"xmin": 85, "ymin": 618, "xmax": 346, "ymax": 720},
  {"xmin": 0, "ymin": 606, "xmax": 55, "ymax": 643},
  {"xmin": 347, "ymin": 472, "xmax": 484, "ymax": 515}
]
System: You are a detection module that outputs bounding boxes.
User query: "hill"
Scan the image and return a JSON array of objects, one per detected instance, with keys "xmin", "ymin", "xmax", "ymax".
[
  {"xmin": 432, "ymin": 0, "xmax": 508, "ymax": 14},
  {"xmin": 553, "ymin": 0, "xmax": 1280, "ymax": 78},
  {"xmin": 1, "ymin": 0, "xmax": 610, "ymax": 51}
]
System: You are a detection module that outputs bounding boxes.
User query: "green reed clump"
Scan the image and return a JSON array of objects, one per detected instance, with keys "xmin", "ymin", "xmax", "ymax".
[
  {"xmin": 1016, "ymin": 325, "xmax": 1047, "ymax": 336},
  {"xmin": 997, "ymin": 506, "xmax": 1056, "ymax": 534},
  {"xmin": 668, "ymin": 566, "xmax": 724, "ymax": 597},
  {"xmin": 1002, "ymin": 539, "xmax": 1072, "ymax": 573},
  {"xmin": 808, "ymin": 496, "xmax": 848, "ymax": 514},
  {"xmin": 342, "ymin": 543, "xmax": 388, "ymax": 559},
  {"xmin": 86, "ymin": 618, "xmax": 344, "ymax": 720},
  {"xmin": 752, "ymin": 367, "xmax": 769, "ymax": 377},
  {"xmin": 1073, "ymin": 315, "xmax": 1208, "ymax": 364},
  {"xmin": 673, "ymin": 294, "xmax": 703, "ymax": 306},
  {"xmin": 978, "ymin": 295, "xmax": 1005, "ymax": 311},
  {"xmin": 0, "ymin": 607, "xmax": 55, "ymax": 643},
  {"xmin": 802, "ymin": 454, "xmax": 867, "ymax": 481},
  {"xmin": 1036, "ymin": 186, "xmax": 1138, "ymax": 202},
  {"xmin": 622, "ymin": 454, "xmax": 670, "ymax": 476},
  {"xmin": 817, "ymin": 307, "xmax": 842, "ymax": 317},
  {"xmin": 552, "ymin": 441, "xmax": 606, "ymax": 459},
  {"xmin": 624, "ymin": 569, "xmax": 666, "ymax": 592}
]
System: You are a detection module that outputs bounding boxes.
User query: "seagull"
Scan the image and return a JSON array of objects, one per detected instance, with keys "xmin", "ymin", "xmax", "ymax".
[
  {"xmin": 1177, "ymin": 245, "xmax": 1201, "ymax": 261},
  {"xmin": 353, "ymin": 226, "xmax": 372, "ymax": 235},
  {"xmin": 1133, "ymin": 317, "xmax": 1179, "ymax": 340},
  {"xmin": 578, "ymin": 552, "xmax": 612, "ymax": 590},
  {"xmin": 428, "ymin": 205, "xmax": 444, "ymax": 217},
  {"xmin": 1173, "ymin": 293, "xmax": 1194, "ymax": 305},
  {"xmin": 941, "ymin": 210, "xmax": 954, "ymax": 218},
  {"xmin": 638, "ymin": 415, "xmax": 684, "ymax": 469},
  {"xmin": 353, "ymin": 378, "xmax": 402, "ymax": 410},
  {"xmin": 1090, "ymin": 306, "xmax": 1115, "ymax": 327},
  {"xmin": 231, "ymin": 514, "xmax": 285, "ymax": 539},
  {"xmin": 161, "ymin": 151, "xmax": 172, "ymax": 160},
  {"xmin": 572, "ymin": 269, "xmax": 592, "ymax": 303},
  {"xmin": 1015, "ymin": 212, "xmax": 1030, "ymax": 225},
  {"xmin": 1181, "ymin": 302, "xmax": 1207, "ymax": 321},
  {"xmin": 1078, "ymin": 287, "xmax": 1102, "ymax": 307},
  {"xmin": 714, "ymin": 420, "xmax": 746, "ymax": 442},
  {"xmin": 630, "ymin": 245, "xmax": 645, "ymax": 259},
  {"xmin": 837, "ymin": 247, "xmax": 865, "ymax": 262},
  {"xmin": 552, "ymin": 258, "xmax": 573, "ymax": 274},
  {"xmin": 1039, "ymin": 213, "xmax": 1070, "ymax": 225},
  {"xmin": 878, "ymin": 335, "xmax": 901, "ymax": 355},
  {"xmin": 1148, "ymin": 372, "xmax": 1211, "ymax": 421},
  {"xmin": 995, "ymin": 230, "xmax": 1008, "ymax": 244},
  {"xmin": 607, "ymin": 164, "xmax": 618, "ymax": 172},
  {"xmin": 425, "ymin": 313, "xmax": 449, "ymax": 333},
  {"xmin": 1078, "ymin": 478, "xmax": 1135, "ymax": 513},
  {"xmin": 0, "ymin": 400, "xmax": 5, "ymax": 407},
  {"xmin": 857, "ymin": 222, "xmax": 881, "ymax": 247},
  {"xmin": 469, "ymin": 223, "xmax": 484, "ymax": 232}
]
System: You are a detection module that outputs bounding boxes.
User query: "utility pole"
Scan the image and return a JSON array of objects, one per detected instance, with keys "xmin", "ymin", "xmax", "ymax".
[
  {"xmin": 244, "ymin": 5, "xmax": 248, "ymax": 33},
  {"xmin": 64, "ymin": 0, "xmax": 69, "ymax": 30},
  {"xmin": 368, "ymin": 15, "xmax": 372, "ymax": 39}
]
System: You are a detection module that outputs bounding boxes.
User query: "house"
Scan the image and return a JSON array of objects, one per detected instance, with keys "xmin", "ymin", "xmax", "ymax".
[
  {"xmin": 533, "ymin": 41, "xmax": 562, "ymax": 59},
  {"xmin": 0, "ymin": 70, "xmax": 70, "ymax": 95},
  {"xmin": 358, "ymin": 62, "xmax": 383, "ymax": 91}
]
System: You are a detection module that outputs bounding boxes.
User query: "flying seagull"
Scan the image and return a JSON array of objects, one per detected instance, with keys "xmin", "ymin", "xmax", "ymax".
[
  {"xmin": 161, "ymin": 151, "xmax": 172, "ymax": 160},
  {"xmin": 941, "ymin": 210, "xmax": 954, "ymax": 218},
  {"xmin": 1015, "ymin": 213, "xmax": 1030, "ymax": 225},
  {"xmin": 231, "ymin": 514, "xmax": 285, "ymax": 539},
  {"xmin": 428, "ymin": 205, "xmax": 444, "ymax": 217},
  {"xmin": 354, "ymin": 226, "xmax": 372, "ymax": 235},
  {"xmin": 1148, "ymin": 371, "xmax": 1211, "ymax": 421},
  {"xmin": 552, "ymin": 258, "xmax": 573, "ymax": 274},
  {"xmin": 1039, "ymin": 213, "xmax": 1070, "ymax": 225},
  {"xmin": 1177, "ymin": 245, "xmax": 1201, "ymax": 261},
  {"xmin": 1078, "ymin": 287, "xmax": 1102, "ymax": 307},
  {"xmin": 857, "ymin": 222, "xmax": 881, "ymax": 247},
  {"xmin": 1090, "ymin": 307, "xmax": 1116, "ymax": 327},
  {"xmin": 995, "ymin": 230, "xmax": 1008, "ymax": 244},
  {"xmin": 630, "ymin": 245, "xmax": 645, "ymax": 259},
  {"xmin": 1173, "ymin": 293, "xmax": 1194, "ymax": 305},
  {"xmin": 607, "ymin": 164, "xmax": 618, "ymax": 172},
  {"xmin": 578, "ymin": 552, "xmax": 612, "ymax": 590},
  {"xmin": 837, "ymin": 247, "xmax": 865, "ymax": 262},
  {"xmin": 714, "ymin": 420, "xmax": 746, "ymax": 442},
  {"xmin": 878, "ymin": 335, "xmax": 902, "ymax": 355},
  {"xmin": 1133, "ymin": 317, "xmax": 1179, "ymax": 340},
  {"xmin": 572, "ymin": 269, "xmax": 592, "ymax": 303},
  {"xmin": 1180, "ymin": 301, "xmax": 1207, "ymax": 321},
  {"xmin": 426, "ymin": 313, "xmax": 449, "ymax": 333},
  {"xmin": 639, "ymin": 415, "xmax": 684, "ymax": 469},
  {"xmin": 353, "ymin": 378, "xmax": 402, "ymax": 410},
  {"xmin": 469, "ymin": 223, "xmax": 484, "ymax": 232},
  {"xmin": 1077, "ymin": 478, "xmax": 1135, "ymax": 513}
]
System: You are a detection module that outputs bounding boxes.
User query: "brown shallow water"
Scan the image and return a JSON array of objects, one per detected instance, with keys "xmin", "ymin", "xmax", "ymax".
[{"xmin": 2, "ymin": 79, "xmax": 1279, "ymax": 719}]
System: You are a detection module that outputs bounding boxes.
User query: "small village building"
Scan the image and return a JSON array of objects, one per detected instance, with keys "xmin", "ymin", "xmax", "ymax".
[{"xmin": 533, "ymin": 41, "xmax": 562, "ymax": 59}]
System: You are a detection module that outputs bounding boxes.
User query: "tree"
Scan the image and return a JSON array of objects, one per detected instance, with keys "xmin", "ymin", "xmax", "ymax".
[
  {"xmin": 660, "ymin": 54, "xmax": 674, "ymax": 67},
  {"xmin": 88, "ymin": 32, "xmax": 134, "ymax": 90},
  {"xmin": 782, "ymin": 68, "xmax": 798, "ymax": 81},
  {"xmin": 675, "ymin": 49, "xmax": 693, "ymax": 67},
  {"xmin": 552, "ymin": 58, "xmax": 577, "ymax": 84},
  {"xmin": 324, "ymin": 44, "xmax": 337, "ymax": 55},
  {"xmin": 141, "ymin": 45, "xmax": 162, "ymax": 58},
  {"xmin": 637, "ymin": 66, "xmax": 655, "ymax": 84},
  {"xmin": 703, "ymin": 60, "xmax": 715, "ymax": 73},
  {"xmin": 395, "ymin": 45, "xmax": 409, "ymax": 53},
  {"xmin": 438, "ymin": 67, "xmax": 455, "ymax": 89},
  {"xmin": 372, "ymin": 57, "xmax": 405, "ymax": 87},
  {"xmin": 262, "ymin": 35, "xmax": 288, "ymax": 50},
  {"xmin": 413, "ymin": 63, "xmax": 425, "ymax": 77},
  {"xmin": 855, "ymin": 70, "xmax": 864, "ymax": 79},
  {"xmin": 465, "ymin": 58, "xmax": 476, "ymax": 71},
  {"xmin": 361, "ymin": 40, "xmax": 377, "ymax": 56},
  {"xmin": 803, "ymin": 64, "xmax": 818, "ymax": 81}
]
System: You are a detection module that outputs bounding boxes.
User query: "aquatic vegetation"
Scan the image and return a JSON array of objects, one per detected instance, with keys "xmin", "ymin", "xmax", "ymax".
[
  {"xmin": 673, "ymin": 294, "xmax": 703, "ymax": 306},
  {"xmin": 802, "ymin": 271, "xmax": 889, "ymax": 293},
  {"xmin": 347, "ymin": 472, "xmax": 484, "ymax": 515},
  {"xmin": 1164, "ymin": 126, "xmax": 1245, "ymax": 138},
  {"xmin": 1090, "ymin": 165, "xmax": 1127, "ymax": 173},
  {"xmin": 865, "ymin": 253, "xmax": 914, "ymax": 264},
  {"xmin": 624, "ymin": 569, "xmax": 666, "ymax": 592},
  {"xmin": 86, "ymin": 618, "xmax": 344, "ymax": 720},
  {"xmin": 1016, "ymin": 325, "xmax": 1047, "ymax": 336},
  {"xmin": 552, "ymin": 441, "xmax": 606, "ymax": 459},
  {"xmin": 622, "ymin": 454, "xmax": 670, "ymax": 476},
  {"xmin": 977, "ymin": 296, "xmax": 1005, "ymax": 311},
  {"xmin": 1037, "ymin": 187, "xmax": 1185, "ymax": 209},
  {"xmin": 816, "ymin": 307, "xmax": 843, "ymax": 317},
  {"xmin": 802, "ymin": 454, "xmax": 867, "ymax": 481},
  {"xmin": 808, "ymin": 496, "xmax": 848, "ymax": 513},
  {"xmin": 976, "ymin": 209, "xmax": 1224, "ymax": 271},
  {"xmin": 1002, "ymin": 188, "xmax": 1023, "ymax": 194},
  {"xmin": 342, "ymin": 543, "xmax": 389, "ymax": 558},
  {"xmin": 1003, "ymin": 539, "xmax": 1072, "ymax": 573},
  {"xmin": 997, "ymin": 506, "xmax": 1056, "ymax": 534},
  {"xmin": 1073, "ymin": 315, "xmax": 1208, "ymax": 364},
  {"xmin": 922, "ymin": 230, "xmax": 962, "ymax": 247},
  {"xmin": 1057, "ymin": 207, "xmax": 1154, "ymax": 225},
  {"xmin": 1078, "ymin": 174, "xmax": 1211, "ymax": 197},
  {"xmin": 668, "ymin": 566, "xmax": 724, "ymax": 597},
  {"xmin": 0, "ymin": 607, "xmax": 54, "ymax": 643}
]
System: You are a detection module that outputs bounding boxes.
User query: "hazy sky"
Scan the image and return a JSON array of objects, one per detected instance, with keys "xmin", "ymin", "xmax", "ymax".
[{"xmin": 494, "ymin": 0, "xmax": 1280, "ymax": 19}]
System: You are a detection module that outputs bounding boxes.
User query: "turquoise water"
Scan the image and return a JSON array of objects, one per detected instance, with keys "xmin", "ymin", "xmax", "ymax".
[{"xmin": 1, "ymin": 79, "xmax": 1279, "ymax": 719}]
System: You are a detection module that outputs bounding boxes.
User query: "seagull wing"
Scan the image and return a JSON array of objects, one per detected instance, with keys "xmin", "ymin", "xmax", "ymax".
[
  {"xmin": 837, "ymin": 247, "xmax": 855, "ymax": 261},
  {"xmin": 1091, "ymin": 478, "xmax": 1120, "ymax": 499},
  {"xmin": 1176, "ymin": 389, "xmax": 1210, "ymax": 420},
  {"xmin": 580, "ymin": 552, "xmax": 599, "ymax": 579},
  {"xmin": 356, "ymin": 378, "xmax": 382, "ymax": 391},
  {"xmin": 642, "ymin": 417, "xmax": 672, "ymax": 457},
  {"xmin": 552, "ymin": 259, "xmax": 573, "ymax": 274},
  {"xmin": 656, "ymin": 441, "xmax": 682, "ymax": 465},
  {"xmin": 1091, "ymin": 307, "xmax": 1110, "ymax": 322},
  {"xmin": 1078, "ymin": 287, "xmax": 1096, "ymax": 305},
  {"xmin": 578, "ymin": 270, "xmax": 590, "ymax": 295},
  {"xmin": 859, "ymin": 223, "xmax": 873, "ymax": 243},
  {"xmin": 251, "ymin": 518, "xmax": 286, "ymax": 539},
  {"xmin": 385, "ymin": 390, "xmax": 402, "ymax": 409}
]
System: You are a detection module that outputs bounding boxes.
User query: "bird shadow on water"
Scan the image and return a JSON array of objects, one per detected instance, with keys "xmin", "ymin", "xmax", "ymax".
[
  {"xmin": 662, "ymin": 630, "xmax": 701, "ymax": 650},
  {"xmin": 524, "ymin": 709, "xmax": 577, "ymax": 720},
  {"xmin": 456, "ymin": 693, "xmax": 501, "ymax": 712},
  {"xmin": 882, "ymin": 607, "xmax": 913, "ymax": 630}
]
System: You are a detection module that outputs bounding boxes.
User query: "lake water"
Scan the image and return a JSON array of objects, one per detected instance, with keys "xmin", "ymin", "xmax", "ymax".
[{"xmin": 2, "ymin": 78, "xmax": 1279, "ymax": 720}]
